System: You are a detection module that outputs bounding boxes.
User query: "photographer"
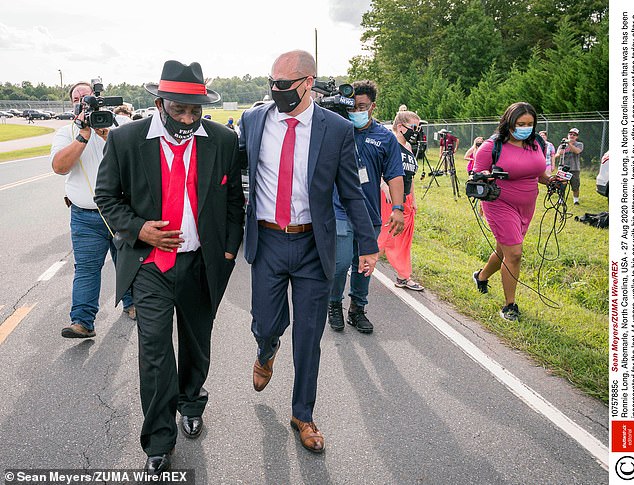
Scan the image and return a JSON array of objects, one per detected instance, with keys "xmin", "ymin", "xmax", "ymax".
[
  {"xmin": 554, "ymin": 127, "xmax": 584, "ymax": 205},
  {"xmin": 439, "ymin": 129, "xmax": 459, "ymax": 153},
  {"xmin": 471, "ymin": 102, "xmax": 551, "ymax": 322},
  {"xmin": 51, "ymin": 81, "xmax": 134, "ymax": 339},
  {"xmin": 328, "ymin": 80, "xmax": 404, "ymax": 334}
]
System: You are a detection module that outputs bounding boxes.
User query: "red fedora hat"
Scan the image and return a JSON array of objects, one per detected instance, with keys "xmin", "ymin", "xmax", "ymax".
[{"xmin": 145, "ymin": 60, "xmax": 220, "ymax": 105}]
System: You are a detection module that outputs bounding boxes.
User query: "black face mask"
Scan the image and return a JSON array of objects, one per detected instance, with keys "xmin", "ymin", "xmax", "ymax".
[
  {"xmin": 401, "ymin": 127, "xmax": 418, "ymax": 145},
  {"xmin": 161, "ymin": 102, "xmax": 201, "ymax": 141},
  {"xmin": 271, "ymin": 85, "xmax": 308, "ymax": 113}
]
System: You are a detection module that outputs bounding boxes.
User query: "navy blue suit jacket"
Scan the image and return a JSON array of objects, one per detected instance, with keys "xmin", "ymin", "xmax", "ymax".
[{"xmin": 239, "ymin": 102, "xmax": 378, "ymax": 280}]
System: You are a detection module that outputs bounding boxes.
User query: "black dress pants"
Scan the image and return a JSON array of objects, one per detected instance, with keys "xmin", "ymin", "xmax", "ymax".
[{"xmin": 132, "ymin": 250, "xmax": 213, "ymax": 456}]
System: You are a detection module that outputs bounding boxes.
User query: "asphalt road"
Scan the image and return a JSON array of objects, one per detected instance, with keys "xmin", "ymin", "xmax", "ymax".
[{"xmin": 0, "ymin": 154, "xmax": 609, "ymax": 484}]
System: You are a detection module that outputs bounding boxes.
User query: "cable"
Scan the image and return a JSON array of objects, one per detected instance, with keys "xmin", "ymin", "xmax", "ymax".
[{"xmin": 467, "ymin": 189, "xmax": 562, "ymax": 309}]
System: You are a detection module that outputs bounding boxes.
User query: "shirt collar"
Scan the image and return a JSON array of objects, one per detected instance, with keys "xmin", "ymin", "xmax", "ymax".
[
  {"xmin": 146, "ymin": 109, "xmax": 207, "ymax": 144},
  {"xmin": 273, "ymin": 99, "xmax": 314, "ymax": 126}
]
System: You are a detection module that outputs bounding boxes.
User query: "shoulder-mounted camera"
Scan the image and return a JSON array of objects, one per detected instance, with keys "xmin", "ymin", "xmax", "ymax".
[
  {"xmin": 312, "ymin": 77, "xmax": 355, "ymax": 118},
  {"xmin": 465, "ymin": 165, "xmax": 509, "ymax": 201},
  {"xmin": 74, "ymin": 78, "xmax": 124, "ymax": 129}
]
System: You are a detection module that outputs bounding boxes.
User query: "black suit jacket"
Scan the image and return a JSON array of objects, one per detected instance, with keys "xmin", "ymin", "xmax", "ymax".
[{"xmin": 95, "ymin": 118, "xmax": 244, "ymax": 315}]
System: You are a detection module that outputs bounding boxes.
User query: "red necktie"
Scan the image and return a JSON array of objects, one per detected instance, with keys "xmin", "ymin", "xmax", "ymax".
[
  {"xmin": 275, "ymin": 118, "xmax": 299, "ymax": 228},
  {"xmin": 154, "ymin": 138, "xmax": 190, "ymax": 272}
]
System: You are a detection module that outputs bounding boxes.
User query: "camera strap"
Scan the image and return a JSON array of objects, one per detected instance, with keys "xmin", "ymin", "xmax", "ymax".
[{"xmin": 71, "ymin": 124, "xmax": 115, "ymax": 238}]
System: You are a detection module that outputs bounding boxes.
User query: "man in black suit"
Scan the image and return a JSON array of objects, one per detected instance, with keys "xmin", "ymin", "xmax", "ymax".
[
  {"xmin": 95, "ymin": 60, "xmax": 244, "ymax": 473},
  {"xmin": 239, "ymin": 50, "xmax": 378, "ymax": 453}
]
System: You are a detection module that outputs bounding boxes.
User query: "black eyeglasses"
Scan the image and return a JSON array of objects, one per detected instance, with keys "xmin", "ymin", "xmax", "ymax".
[{"xmin": 268, "ymin": 76, "xmax": 308, "ymax": 90}]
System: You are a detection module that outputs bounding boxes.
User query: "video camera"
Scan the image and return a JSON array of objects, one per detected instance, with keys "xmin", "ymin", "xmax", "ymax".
[
  {"xmin": 74, "ymin": 78, "xmax": 124, "ymax": 129},
  {"xmin": 559, "ymin": 138, "xmax": 569, "ymax": 149},
  {"xmin": 312, "ymin": 77, "xmax": 355, "ymax": 118},
  {"xmin": 465, "ymin": 165, "xmax": 509, "ymax": 201},
  {"xmin": 411, "ymin": 121, "xmax": 428, "ymax": 159},
  {"xmin": 434, "ymin": 129, "xmax": 454, "ymax": 151}
]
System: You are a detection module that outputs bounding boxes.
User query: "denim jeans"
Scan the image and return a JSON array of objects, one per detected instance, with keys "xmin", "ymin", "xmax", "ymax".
[
  {"xmin": 329, "ymin": 219, "xmax": 381, "ymax": 308},
  {"xmin": 70, "ymin": 205, "xmax": 133, "ymax": 330}
]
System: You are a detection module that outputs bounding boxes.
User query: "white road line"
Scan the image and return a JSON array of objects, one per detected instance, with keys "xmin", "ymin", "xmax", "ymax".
[
  {"xmin": 37, "ymin": 261, "xmax": 67, "ymax": 281},
  {"xmin": 0, "ymin": 172, "xmax": 53, "ymax": 192},
  {"xmin": 0, "ymin": 155, "xmax": 48, "ymax": 165},
  {"xmin": 373, "ymin": 268, "xmax": 608, "ymax": 469}
]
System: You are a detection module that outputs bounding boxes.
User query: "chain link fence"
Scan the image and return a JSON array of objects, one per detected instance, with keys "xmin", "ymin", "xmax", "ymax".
[{"xmin": 417, "ymin": 112, "xmax": 608, "ymax": 168}]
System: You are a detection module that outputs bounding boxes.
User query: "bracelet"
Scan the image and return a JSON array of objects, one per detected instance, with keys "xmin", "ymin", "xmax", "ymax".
[
  {"xmin": 391, "ymin": 204, "xmax": 405, "ymax": 212},
  {"xmin": 75, "ymin": 134, "xmax": 89, "ymax": 144}
]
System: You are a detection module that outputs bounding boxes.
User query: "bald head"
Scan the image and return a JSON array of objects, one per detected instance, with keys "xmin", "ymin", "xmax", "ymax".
[{"xmin": 271, "ymin": 50, "xmax": 316, "ymax": 78}]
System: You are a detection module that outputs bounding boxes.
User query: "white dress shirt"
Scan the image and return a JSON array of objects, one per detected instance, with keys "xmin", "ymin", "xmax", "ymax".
[
  {"xmin": 255, "ymin": 101, "xmax": 314, "ymax": 225},
  {"xmin": 146, "ymin": 113, "xmax": 208, "ymax": 252}
]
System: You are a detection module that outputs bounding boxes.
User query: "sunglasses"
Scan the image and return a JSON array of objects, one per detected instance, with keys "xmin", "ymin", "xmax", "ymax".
[
  {"xmin": 268, "ymin": 76, "xmax": 308, "ymax": 90},
  {"xmin": 568, "ymin": 132, "xmax": 578, "ymax": 136}
]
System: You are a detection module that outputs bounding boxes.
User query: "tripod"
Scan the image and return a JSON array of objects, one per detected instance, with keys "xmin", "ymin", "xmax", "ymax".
[
  {"xmin": 413, "ymin": 142, "xmax": 437, "ymax": 186},
  {"xmin": 422, "ymin": 147, "xmax": 461, "ymax": 200}
]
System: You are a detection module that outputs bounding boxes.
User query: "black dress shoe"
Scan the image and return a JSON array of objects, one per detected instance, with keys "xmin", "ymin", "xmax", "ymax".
[
  {"xmin": 144, "ymin": 453, "xmax": 171, "ymax": 474},
  {"xmin": 181, "ymin": 415, "xmax": 203, "ymax": 439}
]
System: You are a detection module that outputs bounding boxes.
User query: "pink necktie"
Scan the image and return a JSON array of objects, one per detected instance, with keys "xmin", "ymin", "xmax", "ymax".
[
  {"xmin": 275, "ymin": 118, "xmax": 299, "ymax": 228},
  {"xmin": 154, "ymin": 139, "xmax": 189, "ymax": 272}
]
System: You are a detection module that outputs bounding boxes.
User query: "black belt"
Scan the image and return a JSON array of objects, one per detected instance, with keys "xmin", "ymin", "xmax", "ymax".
[
  {"xmin": 258, "ymin": 220, "xmax": 313, "ymax": 233},
  {"xmin": 72, "ymin": 204, "xmax": 99, "ymax": 213}
]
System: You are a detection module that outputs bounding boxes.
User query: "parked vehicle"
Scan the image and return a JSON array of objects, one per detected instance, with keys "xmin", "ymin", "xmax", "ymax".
[
  {"xmin": 22, "ymin": 109, "xmax": 51, "ymax": 120},
  {"xmin": 596, "ymin": 151, "xmax": 609, "ymax": 198},
  {"xmin": 8, "ymin": 109, "xmax": 22, "ymax": 116},
  {"xmin": 55, "ymin": 111, "xmax": 75, "ymax": 120},
  {"xmin": 0, "ymin": 110, "xmax": 14, "ymax": 118},
  {"xmin": 133, "ymin": 107, "xmax": 157, "ymax": 118}
]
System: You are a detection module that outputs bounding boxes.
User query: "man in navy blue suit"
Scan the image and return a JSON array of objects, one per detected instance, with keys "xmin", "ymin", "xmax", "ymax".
[{"xmin": 239, "ymin": 50, "xmax": 378, "ymax": 453}]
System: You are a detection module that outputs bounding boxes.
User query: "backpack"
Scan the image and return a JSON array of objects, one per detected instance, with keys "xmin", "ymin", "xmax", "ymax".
[
  {"xmin": 491, "ymin": 133, "xmax": 547, "ymax": 166},
  {"xmin": 575, "ymin": 212, "xmax": 609, "ymax": 229}
]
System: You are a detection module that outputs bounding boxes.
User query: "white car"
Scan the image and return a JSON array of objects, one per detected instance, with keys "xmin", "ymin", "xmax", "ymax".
[
  {"xmin": 133, "ymin": 107, "xmax": 158, "ymax": 118},
  {"xmin": 596, "ymin": 151, "xmax": 609, "ymax": 197}
]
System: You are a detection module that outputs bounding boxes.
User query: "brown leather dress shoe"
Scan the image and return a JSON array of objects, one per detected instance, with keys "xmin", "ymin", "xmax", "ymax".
[
  {"xmin": 290, "ymin": 417, "xmax": 325, "ymax": 453},
  {"xmin": 252, "ymin": 345, "xmax": 279, "ymax": 392}
]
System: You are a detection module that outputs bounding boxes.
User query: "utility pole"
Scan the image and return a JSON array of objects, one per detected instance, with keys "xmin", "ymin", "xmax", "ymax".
[
  {"xmin": 314, "ymin": 28, "xmax": 318, "ymax": 77},
  {"xmin": 58, "ymin": 69, "xmax": 64, "ymax": 113}
]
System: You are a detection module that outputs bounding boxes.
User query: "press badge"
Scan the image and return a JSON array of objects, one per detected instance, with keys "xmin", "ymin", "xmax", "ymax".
[{"xmin": 358, "ymin": 166, "xmax": 369, "ymax": 184}]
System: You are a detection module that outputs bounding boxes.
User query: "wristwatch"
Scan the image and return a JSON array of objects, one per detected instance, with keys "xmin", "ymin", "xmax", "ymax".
[
  {"xmin": 392, "ymin": 204, "xmax": 405, "ymax": 212},
  {"xmin": 75, "ymin": 134, "xmax": 89, "ymax": 144}
]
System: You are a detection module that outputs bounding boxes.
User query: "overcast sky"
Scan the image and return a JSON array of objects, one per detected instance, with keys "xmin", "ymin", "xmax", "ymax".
[{"xmin": 0, "ymin": 0, "xmax": 372, "ymax": 87}]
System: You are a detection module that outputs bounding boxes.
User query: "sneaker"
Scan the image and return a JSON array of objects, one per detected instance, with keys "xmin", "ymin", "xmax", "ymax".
[
  {"xmin": 499, "ymin": 303, "xmax": 520, "ymax": 321},
  {"xmin": 347, "ymin": 303, "xmax": 373, "ymax": 334},
  {"xmin": 473, "ymin": 270, "xmax": 489, "ymax": 294},
  {"xmin": 395, "ymin": 278, "xmax": 424, "ymax": 291},
  {"xmin": 328, "ymin": 301, "xmax": 344, "ymax": 331},
  {"xmin": 124, "ymin": 305, "xmax": 137, "ymax": 320},
  {"xmin": 61, "ymin": 323, "xmax": 96, "ymax": 339},
  {"xmin": 573, "ymin": 201, "xmax": 579, "ymax": 205}
]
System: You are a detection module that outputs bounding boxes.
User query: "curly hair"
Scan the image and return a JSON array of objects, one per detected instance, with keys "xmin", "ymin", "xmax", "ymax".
[
  {"xmin": 352, "ymin": 80, "xmax": 378, "ymax": 102},
  {"xmin": 496, "ymin": 102, "xmax": 539, "ymax": 150}
]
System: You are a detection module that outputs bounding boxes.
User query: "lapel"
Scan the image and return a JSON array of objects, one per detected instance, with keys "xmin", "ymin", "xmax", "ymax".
[
  {"xmin": 307, "ymin": 104, "xmax": 326, "ymax": 188},
  {"xmin": 248, "ymin": 104, "xmax": 274, "ymax": 194},
  {"xmin": 196, "ymin": 125, "xmax": 217, "ymax": 211},
  {"xmin": 138, "ymin": 125, "xmax": 161, "ymax": 210}
]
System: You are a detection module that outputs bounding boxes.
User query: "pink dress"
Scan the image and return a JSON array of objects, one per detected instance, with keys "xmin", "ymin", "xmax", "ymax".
[{"xmin": 474, "ymin": 139, "xmax": 546, "ymax": 246}]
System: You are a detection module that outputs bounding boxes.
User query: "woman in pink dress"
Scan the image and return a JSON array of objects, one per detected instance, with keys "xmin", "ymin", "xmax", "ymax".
[{"xmin": 472, "ymin": 102, "xmax": 551, "ymax": 321}]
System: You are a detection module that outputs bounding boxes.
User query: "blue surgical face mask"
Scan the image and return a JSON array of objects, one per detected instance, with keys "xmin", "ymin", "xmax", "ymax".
[
  {"xmin": 512, "ymin": 126, "xmax": 533, "ymax": 140},
  {"xmin": 348, "ymin": 110, "xmax": 370, "ymax": 129}
]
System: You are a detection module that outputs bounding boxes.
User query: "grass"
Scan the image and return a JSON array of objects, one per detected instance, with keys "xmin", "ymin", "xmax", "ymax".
[
  {"xmin": 410, "ymin": 148, "xmax": 608, "ymax": 402},
  {"xmin": 0, "ymin": 124, "xmax": 54, "ymax": 142},
  {"xmin": 202, "ymin": 109, "xmax": 245, "ymax": 125},
  {"xmin": 0, "ymin": 145, "xmax": 51, "ymax": 163}
]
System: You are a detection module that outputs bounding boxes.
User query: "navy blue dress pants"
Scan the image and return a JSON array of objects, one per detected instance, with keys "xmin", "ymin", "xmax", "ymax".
[{"xmin": 250, "ymin": 226, "xmax": 331, "ymax": 423}]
